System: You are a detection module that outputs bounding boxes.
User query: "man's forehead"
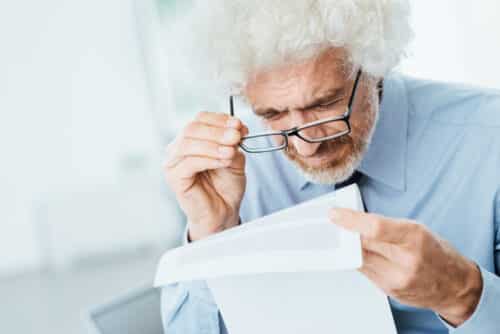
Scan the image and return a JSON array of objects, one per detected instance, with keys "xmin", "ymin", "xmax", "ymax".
[
  {"xmin": 244, "ymin": 48, "xmax": 350, "ymax": 107},
  {"xmin": 249, "ymin": 49, "xmax": 347, "ymax": 84}
]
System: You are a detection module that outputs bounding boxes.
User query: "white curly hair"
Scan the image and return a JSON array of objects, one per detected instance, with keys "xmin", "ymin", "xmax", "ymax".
[{"xmin": 166, "ymin": 0, "xmax": 413, "ymax": 94}]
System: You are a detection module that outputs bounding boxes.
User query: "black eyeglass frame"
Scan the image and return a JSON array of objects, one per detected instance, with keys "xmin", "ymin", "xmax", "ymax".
[{"xmin": 230, "ymin": 69, "xmax": 363, "ymax": 153}]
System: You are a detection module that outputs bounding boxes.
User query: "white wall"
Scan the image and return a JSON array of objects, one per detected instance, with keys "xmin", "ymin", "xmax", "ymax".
[
  {"xmin": 0, "ymin": 0, "xmax": 182, "ymax": 276},
  {"xmin": 401, "ymin": 0, "xmax": 500, "ymax": 88}
]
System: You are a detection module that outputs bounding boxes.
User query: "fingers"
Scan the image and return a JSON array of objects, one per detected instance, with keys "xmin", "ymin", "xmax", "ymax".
[
  {"xmin": 360, "ymin": 249, "xmax": 392, "ymax": 290},
  {"xmin": 362, "ymin": 237, "xmax": 412, "ymax": 266},
  {"xmin": 195, "ymin": 111, "xmax": 242, "ymax": 129},
  {"xmin": 165, "ymin": 138, "xmax": 237, "ymax": 168},
  {"xmin": 329, "ymin": 208, "xmax": 412, "ymax": 244},
  {"xmin": 165, "ymin": 110, "xmax": 248, "ymax": 167},
  {"xmin": 164, "ymin": 111, "xmax": 249, "ymax": 187},
  {"xmin": 172, "ymin": 156, "xmax": 232, "ymax": 179},
  {"xmin": 359, "ymin": 248, "xmax": 402, "ymax": 292},
  {"xmin": 165, "ymin": 144, "xmax": 245, "ymax": 181},
  {"xmin": 241, "ymin": 124, "xmax": 249, "ymax": 137},
  {"xmin": 184, "ymin": 122, "xmax": 243, "ymax": 146},
  {"xmin": 226, "ymin": 150, "xmax": 246, "ymax": 171},
  {"xmin": 362, "ymin": 238, "xmax": 393, "ymax": 259},
  {"xmin": 359, "ymin": 249, "xmax": 390, "ymax": 284},
  {"xmin": 359, "ymin": 263, "xmax": 392, "ymax": 294},
  {"xmin": 361, "ymin": 248, "xmax": 393, "ymax": 272}
]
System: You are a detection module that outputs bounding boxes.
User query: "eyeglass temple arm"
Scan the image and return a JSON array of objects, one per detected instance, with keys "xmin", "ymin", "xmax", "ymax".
[
  {"xmin": 229, "ymin": 96, "xmax": 235, "ymax": 116},
  {"xmin": 347, "ymin": 70, "xmax": 362, "ymax": 108}
]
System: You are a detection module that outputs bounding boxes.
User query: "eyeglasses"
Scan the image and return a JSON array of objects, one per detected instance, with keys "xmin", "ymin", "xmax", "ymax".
[{"xmin": 230, "ymin": 70, "xmax": 363, "ymax": 153}]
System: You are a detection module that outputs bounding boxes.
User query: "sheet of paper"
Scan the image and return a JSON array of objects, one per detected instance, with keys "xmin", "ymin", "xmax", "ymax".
[
  {"xmin": 154, "ymin": 184, "xmax": 397, "ymax": 334},
  {"xmin": 209, "ymin": 271, "xmax": 396, "ymax": 334}
]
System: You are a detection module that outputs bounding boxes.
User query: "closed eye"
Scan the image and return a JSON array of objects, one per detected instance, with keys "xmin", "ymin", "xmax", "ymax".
[{"xmin": 261, "ymin": 111, "xmax": 283, "ymax": 120}]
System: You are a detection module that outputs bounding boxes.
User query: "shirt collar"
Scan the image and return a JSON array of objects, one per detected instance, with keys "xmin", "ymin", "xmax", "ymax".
[{"xmin": 297, "ymin": 72, "xmax": 409, "ymax": 192}]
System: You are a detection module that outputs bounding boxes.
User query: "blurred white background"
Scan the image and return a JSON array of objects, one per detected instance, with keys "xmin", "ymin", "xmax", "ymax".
[{"xmin": 0, "ymin": 0, "xmax": 498, "ymax": 333}]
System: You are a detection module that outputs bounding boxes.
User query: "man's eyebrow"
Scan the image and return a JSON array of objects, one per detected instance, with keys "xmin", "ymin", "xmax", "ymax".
[
  {"xmin": 254, "ymin": 106, "xmax": 287, "ymax": 116},
  {"xmin": 254, "ymin": 88, "xmax": 346, "ymax": 116},
  {"xmin": 299, "ymin": 88, "xmax": 345, "ymax": 111}
]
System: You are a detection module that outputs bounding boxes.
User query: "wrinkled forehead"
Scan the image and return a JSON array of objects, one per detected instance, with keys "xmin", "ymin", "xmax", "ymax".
[{"xmin": 243, "ymin": 48, "xmax": 352, "ymax": 107}]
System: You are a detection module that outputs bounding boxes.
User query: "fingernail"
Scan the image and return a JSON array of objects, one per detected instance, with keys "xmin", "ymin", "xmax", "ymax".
[
  {"xmin": 226, "ymin": 118, "xmax": 240, "ymax": 128},
  {"xmin": 218, "ymin": 146, "xmax": 234, "ymax": 158}
]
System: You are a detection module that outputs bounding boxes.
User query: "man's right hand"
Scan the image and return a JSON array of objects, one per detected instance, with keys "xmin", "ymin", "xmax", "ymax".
[{"xmin": 164, "ymin": 111, "xmax": 248, "ymax": 242}]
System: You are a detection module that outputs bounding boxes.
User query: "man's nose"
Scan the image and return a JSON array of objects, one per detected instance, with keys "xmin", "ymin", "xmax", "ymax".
[
  {"xmin": 289, "ymin": 110, "xmax": 321, "ymax": 157},
  {"xmin": 290, "ymin": 136, "xmax": 321, "ymax": 157}
]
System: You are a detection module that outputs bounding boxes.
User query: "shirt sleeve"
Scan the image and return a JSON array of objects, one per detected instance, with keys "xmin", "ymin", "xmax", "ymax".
[
  {"xmin": 161, "ymin": 281, "xmax": 221, "ymax": 334},
  {"xmin": 161, "ymin": 221, "xmax": 240, "ymax": 334},
  {"xmin": 440, "ymin": 191, "xmax": 500, "ymax": 333}
]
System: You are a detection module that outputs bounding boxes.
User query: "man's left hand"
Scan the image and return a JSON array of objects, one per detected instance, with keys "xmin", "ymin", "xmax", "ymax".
[{"xmin": 329, "ymin": 208, "xmax": 483, "ymax": 327}]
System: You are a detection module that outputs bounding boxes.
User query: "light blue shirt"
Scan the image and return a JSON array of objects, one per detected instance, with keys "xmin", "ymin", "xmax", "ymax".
[{"xmin": 161, "ymin": 73, "xmax": 500, "ymax": 333}]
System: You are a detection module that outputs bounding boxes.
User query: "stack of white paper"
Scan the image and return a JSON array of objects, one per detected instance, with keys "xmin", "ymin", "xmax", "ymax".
[{"xmin": 154, "ymin": 184, "xmax": 396, "ymax": 334}]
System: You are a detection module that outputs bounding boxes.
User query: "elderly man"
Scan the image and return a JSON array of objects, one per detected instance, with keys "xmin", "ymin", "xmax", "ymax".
[{"xmin": 161, "ymin": 1, "xmax": 500, "ymax": 333}]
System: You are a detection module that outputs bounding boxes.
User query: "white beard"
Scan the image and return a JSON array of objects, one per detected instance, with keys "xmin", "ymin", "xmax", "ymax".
[
  {"xmin": 294, "ymin": 105, "xmax": 379, "ymax": 186},
  {"xmin": 297, "ymin": 152, "xmax": 360, "ymax": 185}
]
